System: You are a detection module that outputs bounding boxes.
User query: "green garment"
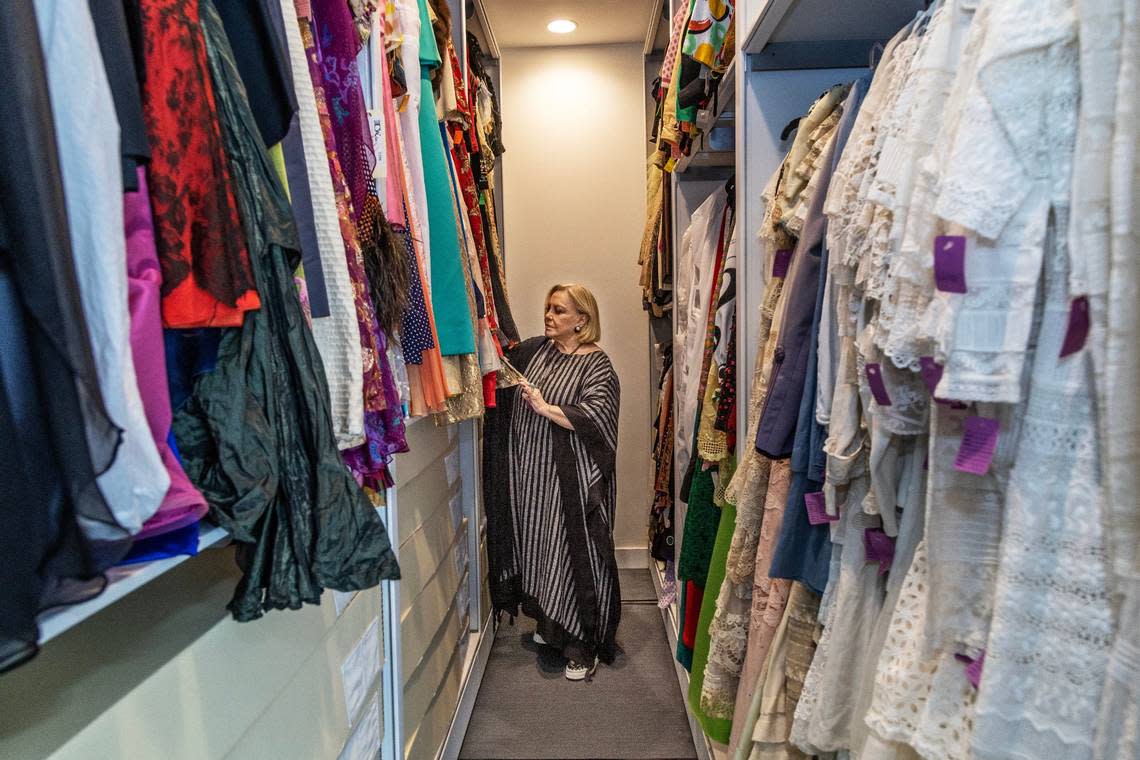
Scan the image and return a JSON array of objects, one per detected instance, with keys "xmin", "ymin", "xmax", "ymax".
[
  {"xmin": 678, "ymin": 463, "xmax": 721, "ymax": 587},
  {"xmin": 417, "ymin": 0, "xmax": 475, "ymax": 356},
  {"xmin": 682, "ymin": 0, "xmax": 733, "ymax": 68},
  {"xmin": 687, "ymin": 497, "xmax": 736, "ymax": 744},
  {"xmin": 178, "ymin": 1, "xmax": 400, "ymax": 621}
]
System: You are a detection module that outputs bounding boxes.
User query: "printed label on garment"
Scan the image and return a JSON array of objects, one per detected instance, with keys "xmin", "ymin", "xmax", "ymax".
[
  {"xmin": 933, "ymin": 235, "xmax": 968, "ymax": 293},
  {"xmin": 370, "ymin": 113, "xmax": 387, "ymax": 185},
  {"xmin": 804, "ymin": 491, "xmax": 838, "ymax": 526},
  {"xmin": 772, "ymin": 249, "xmax": 793, "ymax": 278},
  {"xmin": 954, "ymin": 416, "xmax": 1001, "ymax": 475},
  {"xmin": 865, "ymin": 363, "xmax": 892, "ymax": 406},
  {"xmin": 1059, "ymin": 295, "xmax": 1090, "ymax": 358},
  {"xmin": 863, "ymin": 528, "xmax": 895, "ymax": 576}
]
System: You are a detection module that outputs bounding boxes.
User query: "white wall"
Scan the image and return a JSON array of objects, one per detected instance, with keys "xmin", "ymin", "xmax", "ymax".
[{"xmin": 499, "ymin": 43, "xmax": 651, "ymax": 563}]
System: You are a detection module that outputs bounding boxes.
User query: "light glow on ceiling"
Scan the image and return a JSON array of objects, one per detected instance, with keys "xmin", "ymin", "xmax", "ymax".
[{"xmin": 546, "ymin": 18, "xmax": 578, "ymax": 34}]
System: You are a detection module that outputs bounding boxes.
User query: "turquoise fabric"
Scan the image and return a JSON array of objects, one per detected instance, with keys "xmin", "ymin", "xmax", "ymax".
[{"xmin": 416, "ymin": 0, "xmax": 475, "ymax": 356}]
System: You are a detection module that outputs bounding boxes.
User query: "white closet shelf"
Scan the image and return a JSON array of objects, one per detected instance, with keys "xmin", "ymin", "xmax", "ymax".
[
  {"xmin": 37, "ymin": 523, "xmax": 231, "ymax": 645},
  {"xmin": 743, "ymin": 0, "xmax": 924, "ymax": 68}
]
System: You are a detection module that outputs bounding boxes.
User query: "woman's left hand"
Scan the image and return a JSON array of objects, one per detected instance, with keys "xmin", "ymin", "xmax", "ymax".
[{"xmin": 521, "ymin": 382, "xmax": 549, "ymax": 417}]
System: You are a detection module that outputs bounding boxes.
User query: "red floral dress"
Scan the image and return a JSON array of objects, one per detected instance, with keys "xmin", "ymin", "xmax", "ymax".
[{"xmin": 137, "ymin": 0, "xmax": 260, "ymax": 327}]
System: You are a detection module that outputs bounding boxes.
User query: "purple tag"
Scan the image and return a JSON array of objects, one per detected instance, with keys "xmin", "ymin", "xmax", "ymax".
[
  {"xmin": 954, "ymin": 416, "xmax": 1000, "ymax": 475},
  {"xmin": 933, "ymin": 235, "xmax": 968, "ymax": 293},
  {"xmin": 804, "ymin": 491, "xmax": 838, "ymax": 526},
  {"xmin": 1059, "ymin": 295, "xmax": 1090, "ymax": 358},
  {"xmin": 863, "ymin": 528, "xmax": 895, "ymax": 576},
  {"xmin": 865, "ymin": 363, "xmax": 892, "ymax": 406},
  {"xmin": 955, "ymin": 651, "xmax": 986, "ymax": 689},
  {"xmin": 965, "ymin": 651, "xmax": 985, "ymax": 688},
  {"xmin": 772, "ymin": 248, "xmax": 793, "ymax": 278},
  {"xmin": 919, "ymin": 356, "xmax": 943, "ymax": 395}
]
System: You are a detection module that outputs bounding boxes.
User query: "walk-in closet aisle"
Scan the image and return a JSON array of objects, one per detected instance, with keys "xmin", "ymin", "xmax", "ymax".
[{"xmin": 460, "ymin": 570, "xmax": 697, "ymax": 760}]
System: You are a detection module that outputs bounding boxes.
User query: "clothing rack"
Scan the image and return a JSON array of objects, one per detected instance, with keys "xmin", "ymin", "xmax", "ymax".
[{"xmin": 648, "ymin": 2, "xmax": 926, "ymax": 757}]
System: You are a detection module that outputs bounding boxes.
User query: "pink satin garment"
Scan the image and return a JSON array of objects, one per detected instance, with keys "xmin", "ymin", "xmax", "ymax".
[{"xmin": 126, "ymin": 166, "xmax": 209, "ymax": 538}]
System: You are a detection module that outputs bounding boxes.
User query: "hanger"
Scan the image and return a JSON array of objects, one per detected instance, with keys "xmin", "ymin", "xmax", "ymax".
[
  {"xmin": 868, "ymin": 40, "xmax": 885, "ymax": 70},
  {"xmin": 780, "ymin": 117, "xmax": 801, "ymax": 141}
]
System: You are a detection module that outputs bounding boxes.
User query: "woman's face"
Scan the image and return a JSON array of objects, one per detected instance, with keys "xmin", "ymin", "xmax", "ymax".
[{"xmin": 544, "ymin": 290, "xmax": 585, "ymax": 341}]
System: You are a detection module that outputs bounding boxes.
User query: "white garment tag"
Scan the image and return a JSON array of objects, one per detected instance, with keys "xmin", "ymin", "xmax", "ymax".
[
  {"xmin": 340, "ymin": 617, "xmax": 382, "ymax": 726},
  {"xmin": 370, "ymin": 111, "xmax": 388, "ymax": 185}
]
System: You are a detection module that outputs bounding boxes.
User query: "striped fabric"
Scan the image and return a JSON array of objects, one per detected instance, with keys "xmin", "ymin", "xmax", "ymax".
[{"xmin": 499, "ymin": 339, "xmax": 623, "ymax": 663}]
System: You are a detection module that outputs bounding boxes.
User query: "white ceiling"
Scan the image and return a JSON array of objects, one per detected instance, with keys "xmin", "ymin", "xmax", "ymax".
[{"xmin": 480, "ymin": 0, "xmax": 658, "ymax": 49}]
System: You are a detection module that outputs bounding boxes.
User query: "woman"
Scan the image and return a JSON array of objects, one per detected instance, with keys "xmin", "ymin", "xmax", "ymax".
[{"xmin": 484, "ymin": 283, "xmax": 622, "ymax": 681}]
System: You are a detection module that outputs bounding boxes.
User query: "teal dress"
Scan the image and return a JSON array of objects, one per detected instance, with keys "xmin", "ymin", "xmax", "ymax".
[{"xmin": 416, "ymin": 0, "xmax": 475, "ymax": 356}]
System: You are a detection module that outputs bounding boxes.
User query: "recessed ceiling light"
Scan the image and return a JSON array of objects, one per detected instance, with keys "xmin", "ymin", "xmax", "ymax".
[{"xmin": 547, "ymin": 18, "xmax": 577, "ymax": 34}]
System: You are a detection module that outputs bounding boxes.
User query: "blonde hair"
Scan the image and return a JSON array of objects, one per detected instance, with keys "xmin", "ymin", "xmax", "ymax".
[{"xmin": 547, "ymin": 283, "xmax": 601, "ymax": 344}]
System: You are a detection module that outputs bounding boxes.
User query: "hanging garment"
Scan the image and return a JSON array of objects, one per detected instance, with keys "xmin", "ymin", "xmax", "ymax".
[
  {"xmin": 277, "ymin": 0, "xmax": 365, "ymax": 448},
  {"xmin": 37, "ymin": 0, "xmax": 171, "ymax": 537},
  {"xmin": 1094, "ymin": 2, "xmax": 1140, "ymax": 757},
  {"xmin": 215, "ymin": 0, "xmax": 298, "ymax": 148},
  {"xmin": 299, "ymin": 10, "xmax": 387, "ymax": 418},
  {"xmin": 735, "ymin": 582, "xmax": 820, "ymax": 760},
  {"xmin": 303, "ymin": 1, "xmax": 408, "ymax": 473},
  {"xmin": 136, "ymin": 0, "xmax": 261, "ymax": 328},
  {"xmin": 675, "ymin": 189, "xmax": 730, "ymax": 498},
  {"xmin": 125, "ymin": 168, "xmax": 209, "ymax": 540},
  {"xmin": 970, "ymin": 188, "xmax": 1112, "ymax": 760},
  {"xmin": 484, "ymin": 338, "xmax": 622, "ymax": 666},
  {"xmin": 389, "ymin": 104, "xmax": 451, "ymax": 415},
  {"xmin": 688, "ymin": 467, "xmax": 738, "ymax": 744},
  {"xmin": 394, "ymin": 0, "xmax": 433, "ymax": 285},
  {"xmin": 725, "ymin": 459, "xmax": 793, "ymax": 757},
  {"xmin": 310, "ymin": 0, "xmax": 375, "ymax": 224},
  {"xmin": 87, "ymin": 0, "xmax": 151, "ymax": 190},
  {"xmin": 0, "ymin": 0, "xmax": 127, "ymax": 670},
  {"xmin": 175, "ymin": 1, "xmax": 399, "ymax": 621},
  {"xmin": 861, "ymin": 540, "xmax": 977, "ymax": 760},
  {"xmin": 682, "ymin": 0, "xmax": 735, "ymax": 70},
  {"xmin": 416, "ymin": 0, "xmax": 476, "ymax": 357}
]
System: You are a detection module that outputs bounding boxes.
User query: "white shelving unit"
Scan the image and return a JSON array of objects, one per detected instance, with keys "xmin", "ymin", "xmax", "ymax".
[{"xmin": 36, "ymin": 523, "xmax": 230, "ymax": 645}]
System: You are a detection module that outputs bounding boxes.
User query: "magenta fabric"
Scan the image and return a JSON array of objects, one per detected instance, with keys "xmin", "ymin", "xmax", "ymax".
[
  {"xmin": 342, "ymin": 327, "xmax": 409, "ymax": 492},
  {"xmin": 310, "ymin": 0, "xmax": 375, "ymax": 223},
  {"xmin": 126, "ymin": 167, "xmax": 209, "ymax": 538}
]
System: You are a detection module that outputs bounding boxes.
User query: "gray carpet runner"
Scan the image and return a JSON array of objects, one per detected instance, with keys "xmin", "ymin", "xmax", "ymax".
[{"xmin": 459, "ymin": 569, "xmax": 697, "ymax": 759}]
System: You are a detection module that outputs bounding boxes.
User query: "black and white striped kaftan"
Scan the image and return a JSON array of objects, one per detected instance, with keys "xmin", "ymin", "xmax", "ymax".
[{"xmin": 483, "ymin": 337, "xmax": 622, "ymax": 664}]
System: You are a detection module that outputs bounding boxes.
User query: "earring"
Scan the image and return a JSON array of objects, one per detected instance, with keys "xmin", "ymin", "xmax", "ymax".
[{"xmin": 574, "ymin": 325, "xmax": 582, "ymax": 333}]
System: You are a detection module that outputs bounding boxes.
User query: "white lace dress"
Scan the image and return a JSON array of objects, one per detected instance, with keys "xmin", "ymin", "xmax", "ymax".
[
  {"xmin": 862, "ymin": 539, "xmax": 978, "ymax": 760},
  {"xmin": 922, "ymin": 0, "xmax": 1079, "ymax": 405},
  {"xmin": 1094, "ymin": 1, "xmax": 1140, "ymax": 756},
  {"xmin": 970, "ymin": 215, "xmax": 1113, "ymax": 760},
  {"xmin": 955, "ymin": 5, "xmax": 1115, "ymax": 741}
]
